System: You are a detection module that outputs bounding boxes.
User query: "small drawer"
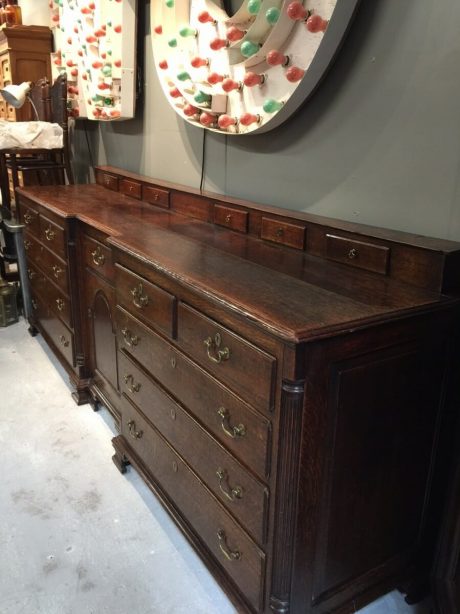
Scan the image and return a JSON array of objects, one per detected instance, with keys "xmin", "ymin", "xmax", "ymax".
[
  {"xmin": 177, "ymin": 303, "xmax": 276, "ymax": 414},
  {"xmin": 119, "ymin": 351, "xmax": 269, "ymax": 545},
  {"xmin": 97, "ymin": 171, "xmax": 118, "ymax": 191},
  {"xmin": 20, "ymin": 203, "xmax": 40, "ymax": 236},
  {"xmin": 39, "ymin": 215, "xmax": 66, "ymax": 260},
  {"xmin": 261, "ymin": 217, "xmax": 306, "ymax": 250},
  {"xmin": 82, "ymin": 234, "xmax": 114, "ymax": 282},
  {"xmin": 23, "ymin": 232, "xmax": 43, "ymax": 265},
  {"xmin": 115, "ymin": 264, "xmax": 176, "ymax": 337},
  {"xmin": 214, "ymin": 204, "xmax": 248, "ymax": 233},
  {"xmin": 40, "ymin": 249, "xmax": 68, "ymax": 294},
  {"xmin": 116, "ymin": 308, "xmax": 271, "ymax": 480},
  {"xmin": 120, "ymin": 178, "xmax": 142, "ymax": 199},
  {"xmin": 46, "ymin": 281, "xmax": 72, "ymax": 329},
  {"xmin": 143, "ymin": 185, "xmax": 170, "ymax": 209},
  {"xmin": 326, "ymin": 234, "xmax": 390, "ymax": 275},
  {"xmin": 39, "ymin": 309, "xmax": 74, "ymax": 368},
  {"xmin": 121, "ymin": 399, "xmax": 266, "ymax": 612}
]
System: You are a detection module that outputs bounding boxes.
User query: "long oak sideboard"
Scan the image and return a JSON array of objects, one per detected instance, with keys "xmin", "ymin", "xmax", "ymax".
[{"xmin": 16, "ymin": 166, "xmax": 460, "ymax": 614}]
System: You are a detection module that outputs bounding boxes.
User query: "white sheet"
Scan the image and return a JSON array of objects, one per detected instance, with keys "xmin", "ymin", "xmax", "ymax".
[{"xmin": 0, "ymin": 120, "xmax": 63, "ymax": 149}]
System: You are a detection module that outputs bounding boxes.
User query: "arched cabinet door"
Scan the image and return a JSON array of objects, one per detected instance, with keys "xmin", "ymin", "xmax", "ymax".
[{"xmin": 84, "ymin": 266, "xmax": 120, "ymax": 420}]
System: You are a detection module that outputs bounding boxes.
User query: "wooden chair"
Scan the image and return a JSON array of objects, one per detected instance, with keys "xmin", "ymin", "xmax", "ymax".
[{"xmin": 0, "ymin": 73, "xmax": 74, "ymax": 211}]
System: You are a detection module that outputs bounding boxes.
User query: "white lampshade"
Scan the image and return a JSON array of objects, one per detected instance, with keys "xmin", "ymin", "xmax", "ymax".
[{"xmin": 0, "ymin": 82, "xmax": 32, "ymax": 108}]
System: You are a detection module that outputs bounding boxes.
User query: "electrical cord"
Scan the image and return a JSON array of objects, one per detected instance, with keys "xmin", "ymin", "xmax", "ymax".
[{"xmin": 199, "ymin": 129, "xmax": 207, "ymax": 192}]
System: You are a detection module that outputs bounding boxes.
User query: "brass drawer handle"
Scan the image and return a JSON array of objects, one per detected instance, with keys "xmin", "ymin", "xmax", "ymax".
[
  {"xmin": 131, "ymin": 283, "xmax": 149, "ymax": 309},
  {"xmin": 59, "ymin": 334, "xmax": 69, "ymax": 347},
  {"xmin": 31, "ymin": 298, "xmax": 38, "ymax": 310},
  {"xmin": 52, "ymin": 265, "xmax": 63, "ymax": 279},
  {"xmin": 124, "ymin": 373, "xmax": 141, "ymax": 393},
  {"xmin": 24, "ymin": 240, "xmax": 31, "ymax": 251},
  {"xmin": 91, "ymin": 246, "xmax": 105, "ymax": 266},
  {"xmin": 216, "ymin": 468, "xmax": 243, "ymax": 501},
  {"xmin": 44, "ymin": 226, "xmax": 55, "ymax": 242},
  {"xmin": 225, "ymin": 214, "xmax": 232, "ymax": 224},
  {"xmin": 217, "ymin": 407, "xmax": 246, "ymax": 439},
  {"xmin": 56, "ymin": 298, "xmax": 65, "ymax": 312},
  {"xmin": 348, "ymin": 248, "xmax": 358, "ymax": 259},
  {"xmin": 276, "ymin": 227, "xmax": 284, "ymax": 237},
  {"xmin": 24, "ymin": 212, "xmax": 34, "ymax": 224},
  {"xmin": 127, "ymin": 419, "xmax": 143, "ymax": 439},
  {"xmin": 204, "ymin": 333, "xmax": 230, "ymax": 364},
  {"xmin": 121, "ymin": 327, "xmax": 139, "ymax": 347},
  {"xmin": 27, "ymin": 268, "xmax": 36, "ymax": 280},
  {"xmin": 217, "ymin": 529, "xmax": 241, "ymax": 561}
]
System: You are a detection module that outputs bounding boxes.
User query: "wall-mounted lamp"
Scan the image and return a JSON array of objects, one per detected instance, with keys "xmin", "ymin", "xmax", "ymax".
[{"xmin": 0, "ymin": 82, "xmax": 39, "ymax": 120}]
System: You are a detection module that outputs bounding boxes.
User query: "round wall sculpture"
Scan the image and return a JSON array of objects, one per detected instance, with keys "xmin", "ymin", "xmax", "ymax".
[{"xmin": 151, "ymin": 0, "xmax": 361, "ymax": 135}]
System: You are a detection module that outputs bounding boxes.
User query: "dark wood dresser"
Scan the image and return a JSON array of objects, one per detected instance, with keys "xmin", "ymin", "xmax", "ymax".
[{"xmin": 16, "ymin": 167, "xmax": 460, "ymax": 614}]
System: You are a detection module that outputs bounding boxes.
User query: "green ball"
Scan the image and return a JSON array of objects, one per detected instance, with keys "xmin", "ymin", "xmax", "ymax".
[
  {"xmin": 177, "ymin": 71, "xmax": 191, "ymax": 81},
  {"xmin": 165, "ymin": 0, "xmax": 174, "ymax": 7},
  {"xmin": 248, "ymin": 0, "xmax": 260, "ymax": 14},
  {"xmin": 241, "ymin": 40, "xmax": 259, "ymax": 58},
  {"xmin": 168, "ymin": 38, "xmax": 177, "ymax": 48},
  {"xmin": 263, "ymin": 98, "xmax": 283, "ymax": 113},
  {"xmin": 265, "ymin": 7, "xmax": 280, "ymax": 25}
]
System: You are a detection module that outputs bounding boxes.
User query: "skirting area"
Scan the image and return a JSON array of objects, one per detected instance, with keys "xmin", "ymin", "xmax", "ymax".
[{"xmin": 0, "ymin": 319, "xmax": 432, "ymax": 614}]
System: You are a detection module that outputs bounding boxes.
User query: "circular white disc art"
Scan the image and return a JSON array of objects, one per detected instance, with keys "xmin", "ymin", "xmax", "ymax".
[{"xmin": 151, "ymin": 0, "xmax": 360, "ymax": 134}]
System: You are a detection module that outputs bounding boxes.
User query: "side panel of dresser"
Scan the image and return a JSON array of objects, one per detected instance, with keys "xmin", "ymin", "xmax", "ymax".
[
  {"xmin": 78, "ymin": 226, "xmax": 120, "ymax": 427},
  {"xmin": 18, "ymin": 195, "xmax": 90, "ymax": 404},
  {"xmin": 287, "ymin": 311, "xmax": 456, "ymax": 614}
]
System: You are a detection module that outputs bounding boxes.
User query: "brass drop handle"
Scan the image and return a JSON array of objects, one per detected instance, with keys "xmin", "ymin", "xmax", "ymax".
[
  {"xmin": 217, "ymin": 407, "xmax": 246, "ymax": 439},
  {"xmin": 31, "ymin": 298, "xmax": 38, "ymax": 310},
  {"xmin": 121, "ymin": 327, "xmax": 139, "ymax": 347},
  {"xmin": 27, "ymin": 268, "xmax": 36, "ymax": 280},
  {"xmin": 124, "ymin": 374, "xmax": 141, "ymax": 393},
  {"xmin": 225, "ymin": 214, "xmax": 232, "ymax": 224},
  {"xmin": 348, "ymin": 248, "xmax": 358, "ymax": 259},
  {"xmin": 44, "ymin": 226, "xmax": 55, "ymax": 242},
  {"xmin": 217, "ymin": 529, "xmax": 241, "ymax": 561},
  {"xmin": 23, "ymin": 212, "xmax": 34, "ymax": 224},
  {"xmin": 276, "ymin": 227, "xmax": 284, "ymax": 237},
  {"xmin": 91, "ymin": 246, "xmax": 105, "ymax": 266},
  {"xmin": 204, "ymin": 333, "xmax": 230, "ymax": 364},
  {"xmin": 216, "ymin": 468, "xmax": 243, "ymax": 501},
  {"xmin": 131, "ymin": 283, "xmax": 149, "ymax": 309},
  {"xmin": 127, "ymin": 419, "xmax": 143, "ymax": 439},
  {"xmin": 59, "ymin": 335, "xmax": 69, "ymax": 347},
  {"xmin": 52, "ymin": 265, "xmax": 63, "ymax": 279},
  {"xmin": 56, "ymin": 298, "xmax": 65, "ymax": 312},
  {"xmin": 24, "ymin": 240, "xmax": 31, "ymax": 251}
]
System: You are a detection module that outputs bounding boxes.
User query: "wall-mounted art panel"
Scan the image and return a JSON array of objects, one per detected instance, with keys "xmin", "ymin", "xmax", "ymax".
[
  {"xmin": 151, "ymin": 0, "xmax": 360, "ymax": 134},
  {"xmin": 49, "ymin": 0, "xmax": 137, "ymax": 120}
]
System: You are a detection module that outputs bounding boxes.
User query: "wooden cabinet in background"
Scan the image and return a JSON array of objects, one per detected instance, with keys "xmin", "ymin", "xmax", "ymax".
[{"xmin": 0, "ymin": 25, "xmax": 52, "ymax": 121}]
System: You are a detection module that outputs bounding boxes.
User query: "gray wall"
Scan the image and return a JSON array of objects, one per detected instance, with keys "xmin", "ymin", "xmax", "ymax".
[{"xmin": 74, "ymin": 0, "xmax": 460, "ymax": 242}]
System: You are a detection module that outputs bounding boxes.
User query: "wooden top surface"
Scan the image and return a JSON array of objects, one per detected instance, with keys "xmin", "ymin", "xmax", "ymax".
[{"xmin": 17, "ymin": 183, "xmax": 459, "ymax": 343}]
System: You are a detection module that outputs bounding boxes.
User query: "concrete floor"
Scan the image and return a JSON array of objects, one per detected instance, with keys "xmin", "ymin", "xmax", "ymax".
[{"xmin": 0, "ymin": 318, "xmax": 433, "ymax": 614}]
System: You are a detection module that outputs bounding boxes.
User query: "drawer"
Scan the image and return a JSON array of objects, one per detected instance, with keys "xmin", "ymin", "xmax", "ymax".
[
  {"xmin": 121, "ymin": 399, "xmax": 266, "ymax": 612},
  {"xmin": 326, "ymin": 234, "xmax": 390, "ymax": 275},
  {"xmin": 27, "ymin": 262, "xmax": 47, "ymax": 296},
  {"xmin": 214, "ymin": 204, "xmax": 248, "ymax": 233},
  {"xmin": 97, "ymin": 171, "xmax": 118, "ymax": 191},
  {"xmin": 24, "ymin": 232, "xmax": 43, "ymax": 265},
  {"xmin": 177, "ymin": 303, "xmax": 276, "ymax": 414},
  {"xmin": 116, "ymin": 307, "xmax": 271, "ymax": 480},
  {"xmin": 40, "ymin": 248, "xmax": 68, "ymax": 294},
  {"xmin": 39, "ymin": 215, "xmax": 66, "ymax": 260},
  {"xmin": 260, "ymin": 217, "xmax": 306, "ymax": 250},
  {"xmin": 45, "ymin": 280, "xmax": 72, "ymax": 328},
  {"xmin": 82, "ymin": 234, "xmax": 114, "ymax": 282},
  {"xmin": 119, "ymin": 351, "xmax": 269, "ymax": 544},
  {"xmin": 143, "ymin": 185, "xmax": 170, "ymax": 209},
  {"xmin": 39, "ymin": 306, "xmax": 74, "ymax": 367},
  {"xmin": 115, "ymin": 264, "xmax": 175, "ymax": 337},
  {"xmin": 120, "ymin": 178, "xmax": 142, "ymax": 199},
  {"xmin": 20, "ymin": 202, "xmax": 40, "ymax": 236}
]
